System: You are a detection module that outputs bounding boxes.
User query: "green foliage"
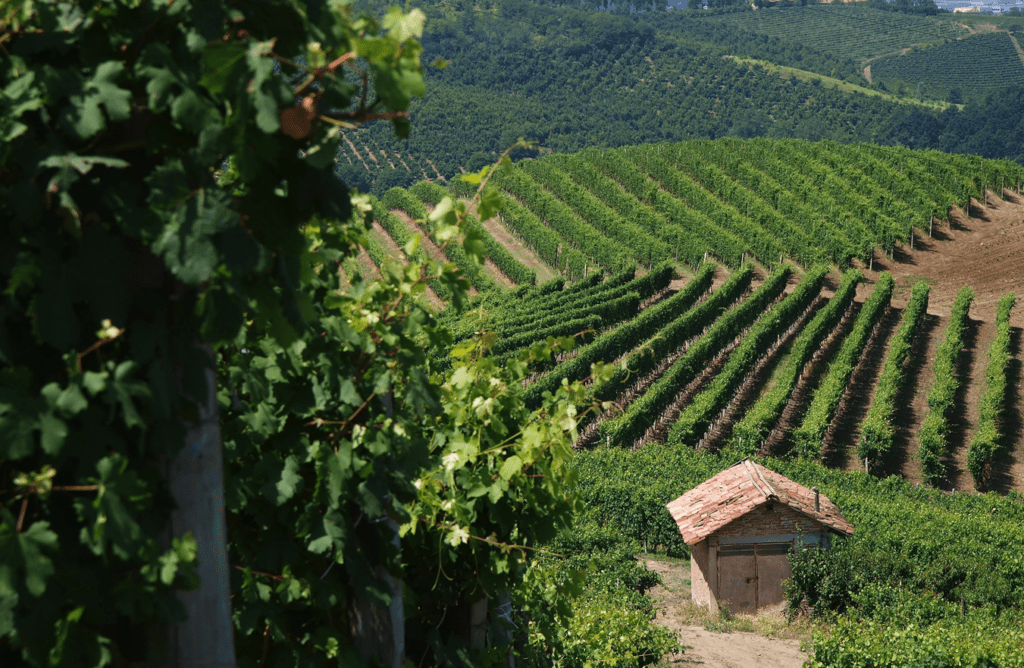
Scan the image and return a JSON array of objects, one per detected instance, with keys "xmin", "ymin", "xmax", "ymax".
[
  {"xmin": 732, "ymin": 268, "xmax": 862, "ymax": 451},
  {"xmin": 600, "ymin": 264, "xmax": 790, "ymax": 448},
  {"xmin": 918, "ymin": 286, "xmax": 974, "ymax": 482},
  {"xmin": 708, "ymin": 4, "xmax": 965, "ymax": 67},
  {"xmin": 967, "ymin": 293, "xmax": 1017, "ymax": 488},
  {"xmin": 588, "ymin": 264, "xmax": 755, "ymax": 420},
  {"xmin": 0, "ymin": 2, "xmax": 626, "ymax": 665},
  {"xmin": 525, "ymin": 263, "xmax": 715, "ymax": 408},
  {"xmin": 520, "ymin": 160, "xmax": 675, "ymax": 268},
  {"xmin": 477, "ymin": 140, "xmax": 1022, "ymax": 290},
  {"xmin": 447, "ymin": 266, "xmax": 638, "ymax": 344},
  {"xmin": 858, "ymin": 280, "xmax": 929, "ymax": 465},
  {"xmin": 785, "ymin": 536, "xmax": 857, "ymax": 617},
  {"xmin": 0, "ymin": 0, "xmax": 429, "ymax": 660},
  {"xmin": 583, "ymin": 148, "xmax": 750, "ymax": 268},
  {"xmin": 808, "ymin": 613, "xmax": 1024, "ymax": 668},
  {"xmin": 526, "ymin": 525, "xmax": 678, "ymax": 668},
  {"xmin": 793, "ymin": 273, "xmax": 894, "ymax": 459},
  {"xmin": 668, "ymin": 265, "xmax": 828, "ymax": 446},
  {"xmin": 403, "ymin": 181, "xmax": 537, "ymax": 285},
  {"xmin": 496, "ymin": 168, "xmax": 633, "ymax": 273},
  {"xmin": 872, "ymin": 33, "xmax": 1024, "ymax": 102},
  {"xmin": 498, "ymin": 194, "xmax": 588, "ymax": 278},
  {"xmin": 354, "ymin": 1, "xmax": 1004, "ymax": 178}
]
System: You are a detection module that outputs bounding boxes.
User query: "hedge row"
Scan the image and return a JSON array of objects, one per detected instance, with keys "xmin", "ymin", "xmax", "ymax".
[
  {"xmin": 858, "ymin": 280, "xmax": 931, "ymax": 464},
  {"xmin": 793, "ymin": 272, "xmax": 894, "ymax": 459},
  {"xmin": 598, "ymin": 265, "xmax": 791, "ymax": 448},
  {"xmin": 667, "ymin": 266, "xmax": 828, "ymax": 447},
  {"xmin": 917, "ymin": 286, "xmax": 975, "ymax": 482},
  {"xmin": 448, "ymin": 268, "xmax": 636, "ymax": 342},
  {"xmin": 731, "ymin": 268, "xmax": 862, "ymax": 450},
  {"xmin": 524, "ymin": 262, "xmax": 716, "ymax": 409},
  {"xmin": 496, "ymin": 194, "xmax": 587, "ymax": 279},
  {"xmin": 967, "ymin": 293, "xmax": 1017, "ymax": 487},
  {"xmin": 590, "ymin": 264, "xmax": 754, "ymax": 411},
  {"xmin": 405, "ymin": 181, "xmax": 538, "ymax": 286}
]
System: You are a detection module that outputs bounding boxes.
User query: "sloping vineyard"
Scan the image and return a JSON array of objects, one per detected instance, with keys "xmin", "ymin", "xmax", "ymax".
[
  {"xmin": 871, "ymin": 32, "xmax": 1024, "ymax": 101},
  {"xmin": 490, "ymin": 139, "xmax": 1024, "ymax": 271},
  {"xmin": 370, "ymin": 139, "xmax": 1023, "ymax": 490},
  {"xmin": 706, "ymin": 4, "xmax": 968, "ymax": 67},
  {"xmin": 450, "ymin": 253, "xmax": 1019, "ymax": 495}
]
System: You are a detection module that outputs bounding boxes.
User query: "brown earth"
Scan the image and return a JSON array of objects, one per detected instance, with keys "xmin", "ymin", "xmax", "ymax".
[
  {"xmin": 643, "ymin": 556, "xmax": 812, "ymax": 668},
  {"xmin": 369, "ymin": 222, "xmax": 445, "ymax": 310},
  {"xmin": 462, "ymin": 198, "xmax": 557, "ymax": 284},
  {"xmin": 863, "ymin": 192, "xmax": 1024, "ymax": 326},
  {"xmin": 390, "ymin": 209, "xmax": 479, "ymax": 297},
  {"xmin": 821, "ymin": 192, "xmax": 1024, "ymax": 491}
]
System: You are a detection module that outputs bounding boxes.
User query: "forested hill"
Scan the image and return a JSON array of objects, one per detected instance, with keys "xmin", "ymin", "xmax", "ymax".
[{"xmin": 342, "ymin": 1, "xmax": 1024, "ymax": 191}]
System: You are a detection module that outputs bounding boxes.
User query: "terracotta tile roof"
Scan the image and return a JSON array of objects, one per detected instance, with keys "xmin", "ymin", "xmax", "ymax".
[{"xmin": 665, "ymin": 458, "xmax": 854, "ymax": 545}]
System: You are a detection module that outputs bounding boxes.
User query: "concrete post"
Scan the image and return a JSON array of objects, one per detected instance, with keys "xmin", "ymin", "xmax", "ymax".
[{"xmin": 164, "ymin": 343, "xmax": 236, "ymax": 668}]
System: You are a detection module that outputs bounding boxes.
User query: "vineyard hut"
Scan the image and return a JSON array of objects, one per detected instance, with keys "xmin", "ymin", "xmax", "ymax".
[{"xmin": 666, "ymin": 458, "xmax": 853, "ymax": 614}]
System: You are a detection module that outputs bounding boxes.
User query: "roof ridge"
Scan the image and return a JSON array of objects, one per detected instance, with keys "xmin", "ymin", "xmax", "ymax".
[
  {"xmin": 751, "ymin": 461, "xmax": 779, "ymax": 499},
  {"xmin": 741, "ymin": 459, "xmax": 768, "ymax": 499}
]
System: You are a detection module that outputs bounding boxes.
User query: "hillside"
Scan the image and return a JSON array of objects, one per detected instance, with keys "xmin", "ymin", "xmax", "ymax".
[
  {"xmin": 428, "ymin": 139, "xmax": 1024, "ymax": 664},
  {"xmin": 338, "ymin": 1, "xmax": 1024, "ymax": 194},
  {"xmin": 707, "ymin": 3, "xmax": 967, "ymax": 68},
  {"xmin": 870, "ymin": 31, "xmax": 1024, "ymax": 101},
  {"xmin": 363, "ymin": 139, "xmax": 1024, "ymax": 494}
]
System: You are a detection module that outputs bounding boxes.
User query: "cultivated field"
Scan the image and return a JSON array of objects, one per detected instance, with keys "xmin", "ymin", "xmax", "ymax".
[{"xmin": 367, "ymin": 139, "xmax": 1024, "ymax": 494}]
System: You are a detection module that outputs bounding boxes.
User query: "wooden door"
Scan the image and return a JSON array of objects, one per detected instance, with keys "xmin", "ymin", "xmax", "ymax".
[
  {"xmin": 717, "ymin": 542, "xmax": 794, "ymax": 613},
  {"xmin": 755, "ymin": 542, "xmax": 793, "ymax": 608},
  {"xmin": 718, "ymin": 544, "xmax": 757, "ymax": 614}
]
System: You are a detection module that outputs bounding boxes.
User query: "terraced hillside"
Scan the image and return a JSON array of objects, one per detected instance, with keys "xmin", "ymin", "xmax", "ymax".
[{"xmin": 363, "ymin": 139, "xmax": 1024, "ymax": 493}]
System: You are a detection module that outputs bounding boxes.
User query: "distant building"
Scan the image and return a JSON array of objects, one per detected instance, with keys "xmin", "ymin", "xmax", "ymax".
[
  {"xmin": 665, "ymin": 458, "xmax": 854, "ymax": 614},
  {"xmin": 953, "ymin": 5, "xmax": 980, "ymax": 10}
]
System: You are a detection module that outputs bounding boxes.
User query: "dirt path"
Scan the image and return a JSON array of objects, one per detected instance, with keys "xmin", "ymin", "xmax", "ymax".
[
  {"xmin": 863, "ymin": 64, "xmax": 872, "ymax": 84},
  {"xmin": 643, "ymin": 557, "xmax": 810, "ymax": 668},
  {"xmin": 671, "ymin": 627, "xmax": 807, "ymax": 668}
]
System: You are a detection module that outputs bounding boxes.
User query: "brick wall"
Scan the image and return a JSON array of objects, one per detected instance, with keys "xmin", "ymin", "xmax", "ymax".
[
  {"xmin": 714, "ymin": 502, "xmax": 826, "ymax": 539},
  {"xmin": 690, "ymin": 540, "xmax": 711, "ymax": 607}
]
